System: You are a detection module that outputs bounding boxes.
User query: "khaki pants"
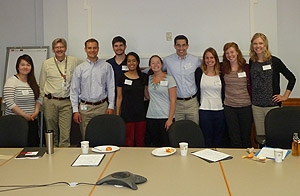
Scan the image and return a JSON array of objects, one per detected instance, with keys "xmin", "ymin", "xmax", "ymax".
[
  {"xmin": 79, "ymin": 102, "xmax": 108, "ymax": 140},
  {"xmin": 43, "ymin": 98, "xmax": 72, "ymax": 147},
  {"xmin": 175, "ymin": 97, "xmax": 199, "ymax": 124},
  {"xmin": 252, "ymin": 105, "xmax": 279, "ymax": 135}
]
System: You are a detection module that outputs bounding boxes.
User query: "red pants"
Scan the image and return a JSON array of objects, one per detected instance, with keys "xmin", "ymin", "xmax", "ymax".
[{"xmin": 125, "ymin": 121, "xmax": 146, "ymax": 147}]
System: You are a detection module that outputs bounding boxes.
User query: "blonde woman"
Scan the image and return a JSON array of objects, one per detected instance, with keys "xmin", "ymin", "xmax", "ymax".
[{"xmin": 249, "ymin": 33, "xmax": 296, "ymax": 137}]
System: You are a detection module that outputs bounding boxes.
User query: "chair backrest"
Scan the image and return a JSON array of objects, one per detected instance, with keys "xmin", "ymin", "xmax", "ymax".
[
  {"xmin": 85, "ymin": 114, "xmax": 126, "ymax": 147},
  {"xmin": 265, "ymin": 106, "xmax": 300, "ymax": 149},
  {"xmin": 0, "ymin": 115, "xmax": 28, "ymax": 147},
  {"xmin": 168, "ymin": 120, "xmax": 205, "ymax": 148}
]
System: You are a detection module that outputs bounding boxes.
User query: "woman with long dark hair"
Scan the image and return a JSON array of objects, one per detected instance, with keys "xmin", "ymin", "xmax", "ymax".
[
  {"xmin": 3, "ymin": 54, "xmax": 41, "ymax": 146},
  {"xmin": 116, "ymin": 52, "xmax": 148, "ymax": 146}
]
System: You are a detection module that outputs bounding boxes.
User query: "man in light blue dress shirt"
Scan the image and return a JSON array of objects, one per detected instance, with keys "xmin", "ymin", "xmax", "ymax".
[
  {"xmin": 163, "ymin": 35, "xmax": 201, "ymax": 124},
  {"xmin": 70, "ymin": 38, "xmax": 115, "ymax": 139}
]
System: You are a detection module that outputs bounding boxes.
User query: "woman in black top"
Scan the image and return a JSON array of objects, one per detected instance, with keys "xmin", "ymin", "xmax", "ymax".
[
  {"xmin": 249, "ymin": 33, "xmax": 296, "ymax": 136},
  {"xmin": 116, "ymin": 52, "xmax": 148, "ymax": 147}
]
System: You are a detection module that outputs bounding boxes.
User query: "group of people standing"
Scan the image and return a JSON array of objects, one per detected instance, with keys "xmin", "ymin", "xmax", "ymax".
[
  {"xmin": 194, "ymin": 33, "xmax": 295, "ymax": 148},
  {"xmin": 2, "ymin": 32, "xmax": 296, "ymax": 148}
]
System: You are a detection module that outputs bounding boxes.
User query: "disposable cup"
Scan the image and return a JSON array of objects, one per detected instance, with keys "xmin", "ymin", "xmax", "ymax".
[
  {"xmin": 81, "ymin": 141, "xmax": 89, "ymax": 154},
  {"xmin": 179, "ymin": 142, "xmax": 188, "ymax": 156},
  {"xmin": 274, "ymin": 148, "xmax": 283, "ymax": 163}
]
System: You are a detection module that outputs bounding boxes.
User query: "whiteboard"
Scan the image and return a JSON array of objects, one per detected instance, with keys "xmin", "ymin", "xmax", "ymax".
[{"xmin": 4, "ymin": 47, "xmax": 49, "ymax": 86}]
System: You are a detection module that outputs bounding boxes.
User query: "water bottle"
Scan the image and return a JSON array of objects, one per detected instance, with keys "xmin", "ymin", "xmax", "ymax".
[
  {"xmin": 45, "ymin": 130, "xmax": 54, "ymax": 154},
  {"xmin": 291, "ymin": 132, "xmax": 299, "ymax": 156}
]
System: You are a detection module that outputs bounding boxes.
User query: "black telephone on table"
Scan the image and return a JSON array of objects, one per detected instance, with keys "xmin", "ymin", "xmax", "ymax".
[{"xmin": 96, "ymin": 171, "xmax": 147, "ymax": 190}]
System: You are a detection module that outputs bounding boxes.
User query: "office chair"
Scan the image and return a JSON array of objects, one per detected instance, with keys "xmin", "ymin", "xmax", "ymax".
[
  {"xmin": 0, "ymin": 115, "xmax": 28, "ymax": 147},
  {"xmin": 85, "ymin": 114, "xmax": 126, "ymax": 147},
  {"xmin": 265, "ymin": 106, "xmax": 300, "ymax": 149},
  {"xmin": 168, "ymin": 120, "xmax": 205, "ymax": 148}
]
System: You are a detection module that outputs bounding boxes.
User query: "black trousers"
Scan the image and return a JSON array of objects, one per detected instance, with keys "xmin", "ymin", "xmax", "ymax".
[
  {"xmin": 224, "ymin": 105, "xmax": 253, "ymax": 148},
  {"xmin": 145, "ymin": 118, "xmax": 170, "ymax": 147}
]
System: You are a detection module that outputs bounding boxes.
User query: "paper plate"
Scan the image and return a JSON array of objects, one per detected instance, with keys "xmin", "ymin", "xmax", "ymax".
[
  {"xmin": 92, "ymin": 145, "xmax": 120, "ymax": 153},
  {"xmin": 151, "ymin": 147, "xmax": 176, "ymax": 157}
]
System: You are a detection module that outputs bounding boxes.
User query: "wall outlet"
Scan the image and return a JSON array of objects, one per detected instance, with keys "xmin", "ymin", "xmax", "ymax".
[{"xmin": 166, "ymin": 32, "xmax": 172, "ymax": 41}]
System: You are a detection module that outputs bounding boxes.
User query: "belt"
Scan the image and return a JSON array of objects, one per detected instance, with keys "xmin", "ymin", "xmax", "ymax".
[
  {"xmin": 177, "ymin": 93, "xmax": 197, "ymax": 101},
  {"xmin": 81, "ymin": 98, "xmax": 108, "ymax": 105},
  {"xmin": 45, "ymin": 94, "xmax": 69, "ymax": 100}
]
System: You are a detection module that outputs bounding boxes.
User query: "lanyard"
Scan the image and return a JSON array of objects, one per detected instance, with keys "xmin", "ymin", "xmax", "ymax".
[{"xmin": 54, "ymin": 56, "xmax": 68, "ymax": 82}]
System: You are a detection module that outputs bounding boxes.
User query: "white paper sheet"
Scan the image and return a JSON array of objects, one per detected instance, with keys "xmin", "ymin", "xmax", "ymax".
[
  {"xmin": 72, "ymin": 154, "xmax": 105, "ymax": 166},
  {"xmin": 192, "ymin": 149, "xmax": 232, "ymax": 162},
  {"xmin": 255, "ymin": 147, "xmax": 290, "ymax": 160}
]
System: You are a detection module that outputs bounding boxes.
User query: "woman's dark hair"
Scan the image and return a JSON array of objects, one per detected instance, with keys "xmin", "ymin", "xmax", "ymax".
[
  {"xmin": 148, "ymin": 55, "xmax": 163, "ymax": 75},
  {"xmin": 126, "ymin": 52, "xmax": 142, "ymax": 76},
  {"xmin": 16, "ymin": 54, "xmax": 40, "ymax": 100}
]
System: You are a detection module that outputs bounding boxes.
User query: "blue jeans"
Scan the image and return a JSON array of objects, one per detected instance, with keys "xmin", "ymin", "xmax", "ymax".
[{"xmin": 199, "ymin": 110, "xmax": 226, "ymax": 148}]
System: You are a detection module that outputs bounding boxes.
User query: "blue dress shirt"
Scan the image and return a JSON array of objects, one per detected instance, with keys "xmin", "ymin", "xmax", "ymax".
[
  {"xmin": 70, "ymin": 58, "xmax": 115, "ymax": 112},
  {"xmin": 163, "ymin": 53, "xmax": 201, "ymax": 98}
]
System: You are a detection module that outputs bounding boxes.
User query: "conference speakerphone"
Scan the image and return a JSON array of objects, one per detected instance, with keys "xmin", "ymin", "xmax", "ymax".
[{"xmin": 96, "ymin": 171, "xmax": 147, "ymax": 190}]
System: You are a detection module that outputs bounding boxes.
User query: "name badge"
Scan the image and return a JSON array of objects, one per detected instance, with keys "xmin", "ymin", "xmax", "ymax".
[
  {"xmin": 184, "ymin": 63, "xmax": 192, "ymax": 70},
  {"xmin": 238, "ymin": 72, "xmax": 246, "ymax": 78},
  {"xmin": 124, "ymin": 79, "xmax": 133, "ymax": 85},
  {"xmin": 214, "ymin": 81, "xmax": 221, "ymax": 86},
  {"xmin": 160, "ymin": 81, "xmax": 168, "ymax": 86},
  {"xmin": 62, "ymin": 82, "xmax": 69, "ymax": 91},
  {"xmin": 22, "ymin": 90, "xmax": 29, "ymax": 95},
  {"xmin": 80, "ymin": 104, "xmax": 88, "ymax": 111},
  {"xmin": 263, "ymin": 64, "xmax": 272, "ymax": 70},
  {"xmin": 122, "ymin": 65, "xmax": 129, "ymax": 71}
]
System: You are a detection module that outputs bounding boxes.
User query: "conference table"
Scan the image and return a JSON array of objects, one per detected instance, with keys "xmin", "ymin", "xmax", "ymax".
[{"xmin": 0, "ymin": 147, "xmax": 298, "ymax": 196}]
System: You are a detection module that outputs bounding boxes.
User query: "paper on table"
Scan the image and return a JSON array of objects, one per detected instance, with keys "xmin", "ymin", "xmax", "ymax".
[
  {"xmin": 192, "ymin": 149, "xmax": 232, "ymax": 163},
  {"xmin": 255, "ymin": 147, "xmax": 290, "ymax": 160},
  {"xmin": 72, "ymin": 154, "xmax": 105, "ymax": 167}
]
